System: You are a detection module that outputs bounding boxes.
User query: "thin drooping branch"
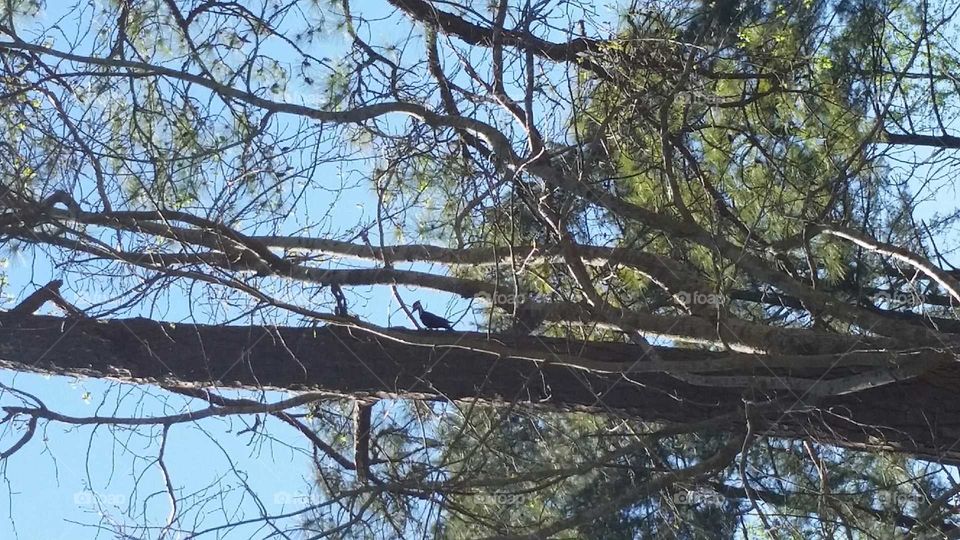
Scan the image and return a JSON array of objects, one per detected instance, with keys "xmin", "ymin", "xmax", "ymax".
[
  {"xmin": 164, "ymin": 386, "xmax": 358, "ymax": 471},
  {"xmin": 0, "ymin": 414, "xmax": 37, "ymax": 459},
  {"xmin": 812, "ymin": 224, "xmax": 960, "ymax": 305},
  {"xmin": 156, "ymin": 424, "xmax": 178, "ymax": 535},
  {"xmin": 4, "ymin": 392, "xmax": 330, "ymax": 426}
]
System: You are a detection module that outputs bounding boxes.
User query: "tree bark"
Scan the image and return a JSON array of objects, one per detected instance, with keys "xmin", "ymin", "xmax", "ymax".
[{"xmin": 1, "ymin": 313, "xmax": 958, "ymax": 464}]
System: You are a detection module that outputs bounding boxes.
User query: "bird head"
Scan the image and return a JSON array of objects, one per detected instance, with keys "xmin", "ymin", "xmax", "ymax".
[{"xmin": 411, "ymin": 301, "xmax": 422, "ymax": 312}]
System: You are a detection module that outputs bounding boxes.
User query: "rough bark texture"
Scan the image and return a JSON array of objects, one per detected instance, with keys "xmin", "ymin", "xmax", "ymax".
[{"xmin": 1, "ymin": 313, "xmax": 958, "ymax": 464}]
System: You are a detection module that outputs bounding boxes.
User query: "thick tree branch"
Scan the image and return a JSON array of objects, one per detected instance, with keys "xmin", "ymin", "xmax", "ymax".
[{"xmin": 0, "ymin": 313, "xmax": 958, "ymax": 462}]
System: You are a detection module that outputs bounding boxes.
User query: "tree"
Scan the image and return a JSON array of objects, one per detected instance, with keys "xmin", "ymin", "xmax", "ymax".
[{"xmin": 0, "ymin": 0, "xmax": 959, "ymax": 537}]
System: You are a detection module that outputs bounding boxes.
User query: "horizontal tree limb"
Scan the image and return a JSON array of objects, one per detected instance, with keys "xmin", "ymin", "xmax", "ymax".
[{"xmin": 0, "ymin": 313, "xmax": 958, "ymax": 463}]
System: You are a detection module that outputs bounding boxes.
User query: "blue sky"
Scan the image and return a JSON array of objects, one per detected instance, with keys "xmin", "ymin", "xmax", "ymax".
[
  {"xmin": 0, "ymin": 0, "xmax": 611, "ymax": 535},
  {"xmin": 0, "ymin": 2, "xmax": 417, "ymax": 537}
]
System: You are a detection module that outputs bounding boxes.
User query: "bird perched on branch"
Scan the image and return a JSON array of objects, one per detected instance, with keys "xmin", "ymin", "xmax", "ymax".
[{"xmin": 411, "ymin": 301, "xmax": 454, "ymax": 331}]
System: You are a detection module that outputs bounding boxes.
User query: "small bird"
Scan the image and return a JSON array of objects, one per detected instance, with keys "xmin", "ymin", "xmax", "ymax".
[{"xmin": 411, "ymin": 301, "xmax": 454, "ymax": 331}]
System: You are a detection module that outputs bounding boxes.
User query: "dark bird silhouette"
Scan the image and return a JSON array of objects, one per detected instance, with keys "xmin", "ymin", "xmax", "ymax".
[{"xmin": 412, "ymin": 301, "xmax": 454, "ymax": 331}]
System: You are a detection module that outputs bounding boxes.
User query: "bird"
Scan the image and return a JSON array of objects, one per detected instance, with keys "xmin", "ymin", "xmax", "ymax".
[{"xmin": 411, "ymin": 301, "xmax": 454, "ymax": 331}]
